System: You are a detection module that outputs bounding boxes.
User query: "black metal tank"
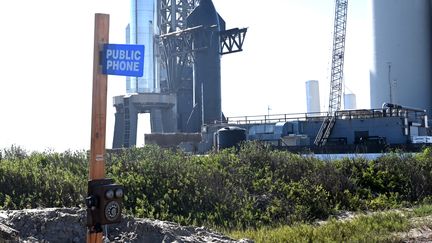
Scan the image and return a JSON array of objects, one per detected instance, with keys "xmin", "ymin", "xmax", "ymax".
[{"xmin": 216, "ymin": 126, "xmax": 247, "ymax": 151}]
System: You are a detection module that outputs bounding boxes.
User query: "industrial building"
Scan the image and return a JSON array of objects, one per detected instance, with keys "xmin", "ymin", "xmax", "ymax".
[
  {"xmin": 219, "ymin": 104, "xmax": 429, "ymax": 153},
  {"xmin": 113, "ymin": 0, "xmax": 432, "ymax": 153}
]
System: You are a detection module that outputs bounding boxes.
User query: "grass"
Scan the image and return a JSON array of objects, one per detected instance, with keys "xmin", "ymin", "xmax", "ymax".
[
  {"xmin": 228, "ymin": 210, "xmax": 424, "ymax": 243},
  {"xmin": 408, "ymin": 204, "xmax": 432, "ymax": 230},
  {"xmin": 413, "ymin": 204, "xmax": 432, "ymax": 217}
]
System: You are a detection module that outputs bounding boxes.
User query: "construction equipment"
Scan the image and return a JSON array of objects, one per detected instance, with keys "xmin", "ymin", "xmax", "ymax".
[{"xmin": 314, "ymin": 0, "xmax": 349, "ymax": 146}]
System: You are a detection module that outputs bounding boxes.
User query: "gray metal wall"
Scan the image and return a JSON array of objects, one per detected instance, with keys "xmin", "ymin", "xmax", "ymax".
[
  {"xmin": 302, "ymin": 117, "xmax": 407, "ymax": 145},
  {"xmin": 369, "ymin": 0, "xmax": 432, "ymax": 114}
]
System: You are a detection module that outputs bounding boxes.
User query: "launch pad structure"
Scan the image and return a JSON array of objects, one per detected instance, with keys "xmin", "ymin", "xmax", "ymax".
[
  {"xmin": 112, "ymin": 0, "xmax": 247, "ymax": 148},
  {"xmin": 112, "ymin": 0, "xmax": 432, "ymax": 152}
]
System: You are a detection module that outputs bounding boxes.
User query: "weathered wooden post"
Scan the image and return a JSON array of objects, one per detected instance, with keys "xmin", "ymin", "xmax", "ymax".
[{"xmin": 87, "ymin": 13, "xmax": 109, "ymax": 243}]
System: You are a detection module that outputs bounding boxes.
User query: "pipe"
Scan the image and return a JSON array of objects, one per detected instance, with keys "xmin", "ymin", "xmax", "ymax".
[{"xmin": 382, "ymin": 103, "xmax": 426, "ymax": 113}]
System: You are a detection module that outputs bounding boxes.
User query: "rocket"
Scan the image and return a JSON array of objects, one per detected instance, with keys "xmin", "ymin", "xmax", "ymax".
[{"xmin": 186, "ymin": 0, "xmax": 226, "ymax": 132}]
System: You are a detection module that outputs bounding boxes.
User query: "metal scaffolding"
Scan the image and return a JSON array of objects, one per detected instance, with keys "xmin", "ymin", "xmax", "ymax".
[
  {"xmin": 314, "ymin": 0, "xmax": 348, "ymax": 146},
  {"xmin": 157, "ymin": 0, "xmax": 200, "ymax": 35}
]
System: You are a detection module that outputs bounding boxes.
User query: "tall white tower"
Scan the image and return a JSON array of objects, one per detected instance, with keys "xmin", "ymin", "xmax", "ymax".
[
  {"xmin": 305, "ymin": 80, "xmax": 321, "ymax": 113},
  {"xmin": 369, "ymin": 0, "xmax": 432, "ymax": 113}
]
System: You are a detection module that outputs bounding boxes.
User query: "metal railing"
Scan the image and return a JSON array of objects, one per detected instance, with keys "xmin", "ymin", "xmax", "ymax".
[
  {"xmin": 224, "ymin": 107, "xmax": 427, "ymax": 125},
  {"xmin": 225, "ymin": 111, "xmax": 327, "ymax": 125}
]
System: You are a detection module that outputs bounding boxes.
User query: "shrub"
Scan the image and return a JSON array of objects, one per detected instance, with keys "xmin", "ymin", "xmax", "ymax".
[
  {"xmin": 0, "ymin": 147, "xmax": 87, "ymax": 209},
  {"xmin": 1, "ymin": 143, "xmax": 432, "ymax": 229}
]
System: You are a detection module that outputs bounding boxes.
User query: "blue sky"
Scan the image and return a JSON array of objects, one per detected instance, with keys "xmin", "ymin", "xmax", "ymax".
[{"xmin": 0, "ymin": 0, "xmax": 370, "ymax": 151}]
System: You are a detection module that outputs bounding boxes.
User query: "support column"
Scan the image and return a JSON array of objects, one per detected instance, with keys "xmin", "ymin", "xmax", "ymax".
[
  {"xmin": 150, "ymin": 108, "xmax": 164, "ymax": 132},
  {"xmin": 112, "ymin": 104, "xmax": 125, "ymax": 149},
  {"xmin": 123, "ymin": 97, "xmax": 138, "ymax": 147},
  {"xmin": 161, "ymin": 107, "xmax": 177, "ymax": 132}
]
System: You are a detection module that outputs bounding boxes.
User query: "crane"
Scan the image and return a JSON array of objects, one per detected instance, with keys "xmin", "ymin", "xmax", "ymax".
[{"xmin": 314, "ymin": 0, "xmax": 348, "ymax": 146}]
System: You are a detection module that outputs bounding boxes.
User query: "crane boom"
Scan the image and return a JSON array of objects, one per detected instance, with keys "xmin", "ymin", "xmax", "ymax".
[{"xmin": 314, "ymin": 0, "xmax": 348, "ymax": 146}]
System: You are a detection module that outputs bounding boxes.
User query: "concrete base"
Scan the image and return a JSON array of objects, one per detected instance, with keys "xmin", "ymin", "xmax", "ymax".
[
  {"xmin": 145, "ymin": 133, "xmax": 202, "ymax": 149},
  {"xmin": 112, "ymin": 93, "xmax": 177, "ymax": 148}
]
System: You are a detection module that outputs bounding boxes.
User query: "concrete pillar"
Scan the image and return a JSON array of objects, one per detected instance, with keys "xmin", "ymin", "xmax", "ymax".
[
  {"xmin": 112, "ymin": 105, "xmax": 125, "ymax": 149},
  {"xmin": 125, "ymin": 98, "xmax": 138, "ymax": 147},
  {"xmin": 150, "ymin": 109, "xmax": 164, "ymax": 132}
]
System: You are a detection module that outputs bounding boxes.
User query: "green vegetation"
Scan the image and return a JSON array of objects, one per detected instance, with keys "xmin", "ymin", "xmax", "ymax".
[
  {"xmin": 0, "ymin": 146, "xmax": 87, "ymax": 209},
  {"xmin": 229, "ymin": 203, "xmax": 432, "ymax": 242},
  {"xmin": 1, "ymin": 142, "xmax": 432, "ymax": 232},
  {"xmin": 229, "ymin": 212, "xmax": 409, "ymax": 242},
  {"xmin": 413, "ymin": 199, "xmax": 432, "ymax": 217}
]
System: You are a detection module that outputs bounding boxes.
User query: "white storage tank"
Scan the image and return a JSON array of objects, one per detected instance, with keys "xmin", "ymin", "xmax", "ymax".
[
  {"xmin": 369, "ymin": 0, "xmax": 432, "ymax": 114},
  {"xmin": 344, "ymin": 93, "xmax": 357, "ymax": 110},
  {"xmin": 305, "ymin": 80, "xmax": 321, "ymax": 113}
]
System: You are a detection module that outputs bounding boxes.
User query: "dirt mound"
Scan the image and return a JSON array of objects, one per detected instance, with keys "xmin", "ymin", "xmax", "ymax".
[{"xmin": 0, "ymin": 208, "xmax": 251, "ymax": 242}]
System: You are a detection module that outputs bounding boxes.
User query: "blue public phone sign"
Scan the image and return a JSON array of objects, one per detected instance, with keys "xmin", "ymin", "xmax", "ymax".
[{"xmin": 102, "ymin": 44, "xmax": 145, "ymax": 77}]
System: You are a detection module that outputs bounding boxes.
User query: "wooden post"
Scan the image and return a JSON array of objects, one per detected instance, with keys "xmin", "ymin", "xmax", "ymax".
[{"xmin": 87, "ymin": 13, "xmax": 109, "ymax": 243}]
